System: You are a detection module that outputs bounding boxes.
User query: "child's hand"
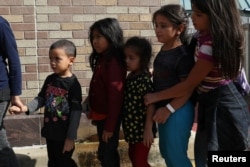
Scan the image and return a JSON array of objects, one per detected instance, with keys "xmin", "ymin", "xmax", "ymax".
[
  {"xmin": 143, "ymin": 129, "xmax": 154, "ymax": 148},
  {"xmin": 63, "ymin": 138, "xmax": 74, "ymax": 153},
  {"xmin": 9, "ymin": 105, "xmax": 24, "ymax": 115},
  {"xmin": 144, "ymin": 93, "xmax": 158, "ymax": 106},
  {"xmin": 102, "ymin": 130, "xmax": 113, "ymax": 143},
  {"xmin": 153, "ymin": 107, "xmax": 171, "ymax": 124}
]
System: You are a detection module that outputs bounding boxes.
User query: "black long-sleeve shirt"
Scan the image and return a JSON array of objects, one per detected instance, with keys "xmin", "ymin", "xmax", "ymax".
[{"xmin": 27, "ymin": 73, "xmax": 82, "ymax": 141}]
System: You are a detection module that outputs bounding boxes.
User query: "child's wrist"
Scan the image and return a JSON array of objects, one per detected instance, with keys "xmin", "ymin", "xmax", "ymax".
[
  {"xmin": 24, "ymin": 106, "xmax": 29, "ymax": 115},
  {"xmin": 165, "ymin": 103, "xmax": 175, "ymax": 113}
]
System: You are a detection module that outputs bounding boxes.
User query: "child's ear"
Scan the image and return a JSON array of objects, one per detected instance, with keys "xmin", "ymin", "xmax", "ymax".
[
  {"xmin": 177, "ymin": 24, "xmax": 185, "ymax": 34},
  {"xmin": 69, "ymin": 57, "xmax": 75, "ymax": 65}
]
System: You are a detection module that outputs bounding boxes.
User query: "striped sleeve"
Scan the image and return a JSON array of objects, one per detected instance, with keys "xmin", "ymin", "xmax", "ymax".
[{"xmin": 198, "ymin": 41, "xmax": 214, "ymax": 62}]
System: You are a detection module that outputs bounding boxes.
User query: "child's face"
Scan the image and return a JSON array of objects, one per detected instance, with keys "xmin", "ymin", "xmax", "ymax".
[
  {"xmin": 191, "ymin": 6, "xmax": 210, "ymax": 35},
  {"xmin": 49, "ymin": 48, "xmax": 74, "ymax": 77},
  {"xmin": 92, "ymin": 30, "xmax": 109, "ymax": 54},
  {"xmin": 153, "ymin": 14, "xmax": 179, "ymax": 44},
  {"xmin": 124, "ymin": 47, "xmax": 141, "ymax": 73}
]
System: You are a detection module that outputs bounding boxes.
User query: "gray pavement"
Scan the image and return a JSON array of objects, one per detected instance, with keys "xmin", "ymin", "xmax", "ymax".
[{"xmin": 15, "ymin": 145, "xmax": 48, "ymax": 167}]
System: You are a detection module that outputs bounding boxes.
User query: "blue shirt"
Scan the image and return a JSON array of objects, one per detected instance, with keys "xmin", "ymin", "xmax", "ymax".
[{"xmin": 0, "ymin": 16, "xmax": 21, "ymax": 97}]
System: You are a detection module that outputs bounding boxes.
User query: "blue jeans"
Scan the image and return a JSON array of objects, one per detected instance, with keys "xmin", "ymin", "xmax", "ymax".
[
  {"xmin": 0, "ymin": 100, "xmax": 20, "ymax": 167},
  {"xmin": 195, "ymin": 82, "xmax": 250, "ymax": 167},
  {"xmin": 158, "ymin": 101, "xmax": 194, "ymax": 167}
]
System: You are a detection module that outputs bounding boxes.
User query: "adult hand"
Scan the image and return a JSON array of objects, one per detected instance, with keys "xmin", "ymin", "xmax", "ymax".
[
  {"xmin": 11, "ymin": 96, "xmax": 26, "ymax": 111},
  {"xmin": 153, "ymin": 107, "xmax": 171, "ymax": 124},
  {"xmin": 102, "ymin": 130, "xmax": 113, "ymax": 143},
  {"xmin": 9, "ymin": 105, "xmax": 22, "ymax": 115}
]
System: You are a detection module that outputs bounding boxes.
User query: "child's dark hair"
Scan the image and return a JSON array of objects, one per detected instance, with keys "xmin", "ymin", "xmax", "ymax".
[
  {"xmin": 152, "ymin": 4, "xmax": 189, "ymax": 45},
  {"xmin": 89, "ymin": 18, "xmax": 125, "ymax": 71},
  {"xmin": 125, "ymin": 36, "xmax": 152, "ymax": 75},
  {"xmin": 49, "ymin": 39, "xmax": 76, "ymax": 57},
  {"xmin": 191, "ymin": 0, "xmax": 244, "ymax": 79}
]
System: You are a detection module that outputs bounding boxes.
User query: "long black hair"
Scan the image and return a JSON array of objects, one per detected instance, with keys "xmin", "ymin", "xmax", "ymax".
[
  {"xmin": 88, "ymin": 18, "xmax": 125, "ymax": 71},
  {"xmin": 191, "ymin": 0, "xmax": 244, "ymax": 79},
  {"xmin": 152, "ymin": 4, "xmax": 190, "ymax": 45}
]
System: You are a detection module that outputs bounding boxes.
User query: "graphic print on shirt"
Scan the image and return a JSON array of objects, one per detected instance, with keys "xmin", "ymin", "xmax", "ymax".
[{"xmin": 44, "ymin": 84, "xmax": 69, "ymax": 123}]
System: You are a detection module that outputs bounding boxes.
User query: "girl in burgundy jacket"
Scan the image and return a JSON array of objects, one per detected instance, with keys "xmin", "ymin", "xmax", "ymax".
[{"xmin": 88, "ymin": 18, "xmax": 126, "ymax": 167}]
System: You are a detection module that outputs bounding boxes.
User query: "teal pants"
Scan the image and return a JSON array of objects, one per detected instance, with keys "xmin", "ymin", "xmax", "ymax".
[{"xmin": 158, "ymin": 101, "xmax": 194, "ymax": 167}]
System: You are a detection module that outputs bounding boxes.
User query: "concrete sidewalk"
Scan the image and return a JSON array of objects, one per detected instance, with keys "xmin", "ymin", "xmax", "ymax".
[
  {"xmin": 14, "ymin": 145, "xmax": 49, "ymax": 167},
  {"xmin": 14, "ymin": 145, "xmax": 80, "ymax": 167},
  {"xmin": 14, "ymin": 131, "xmax": 196, "ymax": 167}
]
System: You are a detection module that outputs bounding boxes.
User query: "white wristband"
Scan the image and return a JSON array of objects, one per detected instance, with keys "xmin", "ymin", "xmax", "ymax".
[{"xmin": 166, "ymin": 103, "xmax": 175, "ymax": 113}]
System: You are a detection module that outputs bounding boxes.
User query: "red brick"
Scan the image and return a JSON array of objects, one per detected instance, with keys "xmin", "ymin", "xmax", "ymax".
[
  {"xmin": 11, "ymin": 23, "xmax": 35, "ymax": 31},
  {"xmin": 61, "ymin": 6, "xmax": 83, "ymax": 14},
  {"xmin": 22, "ymin": 73, "xmax": 38, "ymax": 80},
  {"xmin": 24, "ymin": 31, "xmax": 36, "ymax": 39},
  {"xmin": 0, "ymin": 7, "xmax": 10, "ymax": 14},
  {"xmin": 83, "ymin": 6, "xmax": 105, "ymax": 14},
  {"xmin": 37, "ymin": 32, "xmax": 49, "ymax": 39},
  {"xmin": 118, "ymin": 0, "xmax": 139, "ymax": 6},
  {"xmin": 48, "ymin": 0, "xmax": 71, "ymax": 5},
  {"xmin": 37, "ymin": 48, "xmax": 49, "ymax": 56},
  {"xmin": 73, "ymin": 30, "xmax": 88, "ymax": 38},
  {"xmin": 10, "ymin": 7, "xmax": 34, "ymax": 14},
  {"xmin": 38, "ymin": 57, "xmax": 50, "ymax": 64},
  {"xmin": 38, "ymin": 64, "xmax": 51, "ymax": 72},
  {"xmin": 0, "ymin": 0, "xmax": 22, "ymax": 5},
  {"xmin": 23, "ymin": 15, "xmax": 35, "ymax": 23},
  {"xmin": 25, "ymin": 65, "xmax": 37, "ymax": 72}
]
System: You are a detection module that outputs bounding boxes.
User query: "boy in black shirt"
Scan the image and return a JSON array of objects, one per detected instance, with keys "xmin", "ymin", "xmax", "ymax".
[{"xmin": 9, "ymin": 39, "xmax": 82, "ymax": 167}]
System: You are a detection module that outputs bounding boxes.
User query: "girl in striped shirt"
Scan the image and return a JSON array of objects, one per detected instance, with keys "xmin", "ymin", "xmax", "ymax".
[{"xmin": 144, "ymin": 0, "xmax": 250, "ymax": 167}]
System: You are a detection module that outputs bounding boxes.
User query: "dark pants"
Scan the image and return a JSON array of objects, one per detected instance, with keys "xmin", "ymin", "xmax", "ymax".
[
  {"xmin": 0, "ymin": 100, "xmax": 20, "ymax": 167},
  {"xmin": 96, "ymin": 119, "xmax": 121, "ymax": 167},
  {"xmin": 46, "ymin": 139, "xmax": 77, "ymax": 167},
  {"xmin": 195, "ymin": 82, "xmax": 250, "ymax": 167}
]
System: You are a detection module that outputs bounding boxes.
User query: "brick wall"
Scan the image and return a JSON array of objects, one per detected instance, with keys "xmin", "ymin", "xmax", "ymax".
[{"xmin": 0, "ymin": 0, "xmax": 180, "ymax": 106}]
